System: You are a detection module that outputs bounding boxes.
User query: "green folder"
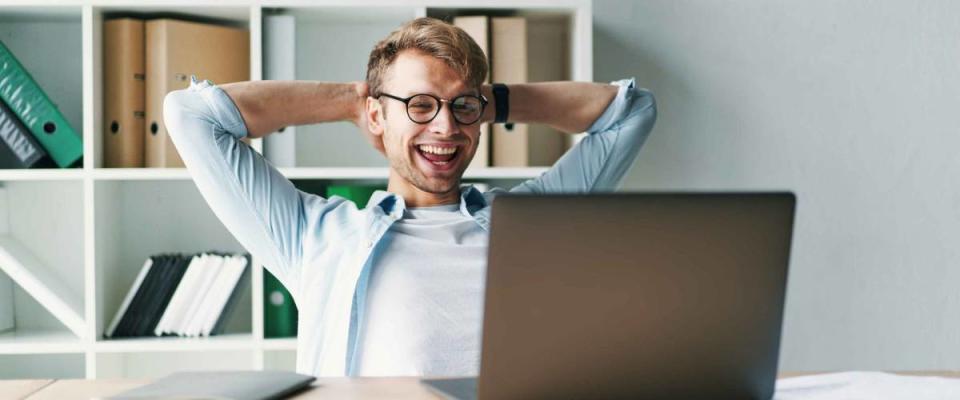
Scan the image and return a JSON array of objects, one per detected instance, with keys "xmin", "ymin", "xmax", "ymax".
[
  {"xmin": 264, "ymin": 268, "xmax": 298, "ymax": 338},
  {"xmin": 326, "ymin": 184, "xmax": 384, "ymax": 209},
  {"xmin": 0, "ymin": 40, "xmax": 82, "ymax": 168}
]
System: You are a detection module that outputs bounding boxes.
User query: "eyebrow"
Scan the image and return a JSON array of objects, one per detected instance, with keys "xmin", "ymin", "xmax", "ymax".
[{"xmin": 402, "ymin": 89, "xmax": 478, "ymax": 98}]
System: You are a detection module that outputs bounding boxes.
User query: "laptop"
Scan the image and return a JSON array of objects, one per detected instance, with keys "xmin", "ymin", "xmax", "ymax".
[
  {"xmin": 423, "ymin": 192, "xmax": 796, "ymax": 400},
  {"xmin": 108, "ymin": 370, "xmax": 315, "ymax": 400}
]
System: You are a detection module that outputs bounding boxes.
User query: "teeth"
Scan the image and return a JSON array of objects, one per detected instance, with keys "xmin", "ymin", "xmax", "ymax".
[{"xmin": 418, "ymin": 145, "xmax": 457, "ymax": 155}]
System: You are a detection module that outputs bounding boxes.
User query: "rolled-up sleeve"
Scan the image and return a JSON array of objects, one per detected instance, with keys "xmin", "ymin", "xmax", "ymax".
[
  {"xmin": 163, "ymin": 77, "xmax": 310, "ymax": 294},
  {"xmin": 510, "ymin": 78, "xmax": 657, "ymax": 193}
]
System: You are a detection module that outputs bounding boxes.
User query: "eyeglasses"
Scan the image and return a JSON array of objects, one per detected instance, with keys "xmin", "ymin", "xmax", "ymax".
[{"xmin": 378, "ymin": 92, "xmax": 488, "ymax": 125}]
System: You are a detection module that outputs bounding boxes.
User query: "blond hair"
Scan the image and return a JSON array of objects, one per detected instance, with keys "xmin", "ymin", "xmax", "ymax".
[{"xmin": 366, "ymin": 17, "xmax": 488, "ymax": 97}]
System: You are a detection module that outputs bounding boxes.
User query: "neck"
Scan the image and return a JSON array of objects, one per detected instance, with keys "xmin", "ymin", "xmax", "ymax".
[{"xmin": 387, "ymin": 171, "xmax": 461, "ymax": 208}]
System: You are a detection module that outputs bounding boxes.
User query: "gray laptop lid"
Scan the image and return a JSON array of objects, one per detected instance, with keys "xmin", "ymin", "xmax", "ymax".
[
  {"xmin": 434, "ymin": 193, "xmax": 794, "ymax": 400},
  {"xmin": 109, "ymin": 370, "xmax": 315, "ymax": 400}
]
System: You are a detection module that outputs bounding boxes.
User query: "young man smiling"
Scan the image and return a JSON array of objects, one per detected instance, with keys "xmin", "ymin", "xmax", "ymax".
[{"xmin": 163, "ymin": 17, "xmax": 656, "ymax": 377}]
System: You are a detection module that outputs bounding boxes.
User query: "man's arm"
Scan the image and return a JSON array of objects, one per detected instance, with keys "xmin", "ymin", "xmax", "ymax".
[
  {"xmin": 164, "ymin": 78, "xmax": 343, "ymax": 296},
  {"xmin": 220, "ymin": 80, "xmax": 367, "ymax": 138},
  {"xmin": 496, "ymin": 78, "xmax": 658, "ymax": 193},
  {"xmin": 479, "ymin": 82, "xmax": 619, "ymax": 134}
]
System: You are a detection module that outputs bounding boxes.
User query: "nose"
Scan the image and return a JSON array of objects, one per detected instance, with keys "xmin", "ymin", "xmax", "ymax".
[{"xmin": 428, "ymin": 103, "xmax": 460, "ymax": 136}]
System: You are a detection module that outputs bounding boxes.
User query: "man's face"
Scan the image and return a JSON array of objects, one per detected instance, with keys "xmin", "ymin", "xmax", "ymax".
[{"xmin": 369, "ymin": 50, "xmax": 481, "ymax": 196}]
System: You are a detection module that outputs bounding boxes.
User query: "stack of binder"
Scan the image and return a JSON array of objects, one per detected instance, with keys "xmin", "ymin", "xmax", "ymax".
[
  {"xmin": 0, "ymin": 40, "xmax": 82, "ymax": 169},
  {"xmin": 103, "ymin": 17, "xmax": 249, "ymax": 168},
  {"xmin": 490, "ymin": 16, "xmax": 569, "ymax": 167},
  {"xmin": 106, "ymin": 252, "xmax": 250, "ymax": 338}
]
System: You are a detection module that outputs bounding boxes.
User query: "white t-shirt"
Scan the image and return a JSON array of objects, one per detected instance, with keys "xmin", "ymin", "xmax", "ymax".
[{"xmin": 354, "ymin": 203, "xmax": 488, "ymax": 377}]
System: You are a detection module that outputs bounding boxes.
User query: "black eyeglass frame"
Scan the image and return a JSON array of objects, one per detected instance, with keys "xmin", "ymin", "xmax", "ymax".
[{"xmin": 378, "ymin": 92, "xmax": 489, "ymax": 125}]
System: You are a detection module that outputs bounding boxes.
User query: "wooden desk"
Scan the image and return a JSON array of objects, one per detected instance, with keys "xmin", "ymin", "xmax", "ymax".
[{"xmin": 9, "ymin": 373, "xmax": 960, "ymax": 399}]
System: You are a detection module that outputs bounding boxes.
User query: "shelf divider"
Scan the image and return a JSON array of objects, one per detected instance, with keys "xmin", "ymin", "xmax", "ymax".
[{"xmin": 0, "ymin": 235, "xmax": 86, "ymax": 338}]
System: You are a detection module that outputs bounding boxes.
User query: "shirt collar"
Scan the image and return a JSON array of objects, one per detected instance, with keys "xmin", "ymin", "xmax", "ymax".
[{"xmin": 366, "ymin": 184, "xmax": 488, "ymax": 218}]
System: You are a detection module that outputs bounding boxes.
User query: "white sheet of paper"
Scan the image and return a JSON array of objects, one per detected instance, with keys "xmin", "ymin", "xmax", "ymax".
[{"xmin": 776, "ymin": 371, "xmax": 960, "ymax": 400}]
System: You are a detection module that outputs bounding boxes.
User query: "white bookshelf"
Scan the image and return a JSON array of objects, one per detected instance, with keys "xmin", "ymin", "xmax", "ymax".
[{"xmin": 0, "ymin": 0, "xmax": 592, "ymax": 379}]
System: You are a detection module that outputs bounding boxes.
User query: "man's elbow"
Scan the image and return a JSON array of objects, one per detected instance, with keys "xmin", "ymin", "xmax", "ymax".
[
  {"xmin": 162, "ymin": 89, "xmax": 188, "ymax": 141},
  {"xmin": 633, "ymin": 89, "xmax": 657, "ymax": 123},
  {"xmin": 624, "ymin": 89, "xmax": 657, "ymax": 145}
]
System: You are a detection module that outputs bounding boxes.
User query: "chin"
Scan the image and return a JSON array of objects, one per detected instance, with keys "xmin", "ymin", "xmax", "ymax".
[{"xmin": 411, "ymin": 173, "xmax": 461, "ymax": 195}]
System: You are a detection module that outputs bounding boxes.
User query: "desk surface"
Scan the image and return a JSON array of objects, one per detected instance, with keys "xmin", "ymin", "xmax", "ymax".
[{"xmin": 7, "ymin": 373, "xmax": 960, "ymax": 399}]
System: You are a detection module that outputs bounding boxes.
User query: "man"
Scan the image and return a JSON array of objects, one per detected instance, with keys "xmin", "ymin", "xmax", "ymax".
[{"xmin": 163, "ymin": 17, "xmax": 656, "ymax": 378}]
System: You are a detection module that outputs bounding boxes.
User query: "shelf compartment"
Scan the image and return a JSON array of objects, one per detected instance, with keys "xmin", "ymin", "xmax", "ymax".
[
  {"xmin": 90, "ymin": 5, "xmax": 254, "ymax": 169},
  {"xmin": 0, "ymin": 181, "xmax": 86, "ymax": 338},
  {"xmin": 0, "ymin": 236, "xmax": 86, "ymax": 337},
  {"xmin": 0, "ymin": 7, "xmax": 84, "ymax": 170},
  {"xmin": 94, "ymin": 180, "xmax": 252, "ymax": 340}
]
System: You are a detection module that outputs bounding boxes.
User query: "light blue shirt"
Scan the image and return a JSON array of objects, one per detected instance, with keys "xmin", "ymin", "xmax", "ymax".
[{"xmin": 163, "ymin": 77, "xmax": 656, "ymax": 377}]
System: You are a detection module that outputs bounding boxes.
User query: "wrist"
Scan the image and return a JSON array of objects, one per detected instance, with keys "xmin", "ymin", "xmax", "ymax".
[
  {"xmin": 491, "ymin": 83, "xmax": 510, "ymax": 124},
  {"xmin": 350, "ymin": 81, "xmax": 368, "ymax": 123}
]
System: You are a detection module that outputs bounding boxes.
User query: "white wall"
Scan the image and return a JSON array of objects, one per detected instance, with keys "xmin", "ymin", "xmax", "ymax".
[{"xmin": 594, "ymin": 0, "xmax": 960, "ymax": 371}]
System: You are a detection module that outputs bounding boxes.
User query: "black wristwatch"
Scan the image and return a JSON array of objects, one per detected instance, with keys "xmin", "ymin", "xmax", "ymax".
[{"xmin": 492, "ymin": 83, "xmax": 510, "ymax": 124}]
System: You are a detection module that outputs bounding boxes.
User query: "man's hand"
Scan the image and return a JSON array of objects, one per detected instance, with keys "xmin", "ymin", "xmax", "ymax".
[{"xmin": 352, "ymin": 81, "xmax": 385, "ymax": 155}]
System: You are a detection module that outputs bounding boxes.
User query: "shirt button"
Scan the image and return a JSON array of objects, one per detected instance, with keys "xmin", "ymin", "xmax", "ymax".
[{"xmin": 367, "ymin": 240, "xmax": 374, "ymax": 248}]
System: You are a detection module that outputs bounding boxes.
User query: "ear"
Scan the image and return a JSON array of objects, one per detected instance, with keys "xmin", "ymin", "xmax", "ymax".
[{"xmin": 366, "ymin": 97, "xmax": 385, "ymax": 137}]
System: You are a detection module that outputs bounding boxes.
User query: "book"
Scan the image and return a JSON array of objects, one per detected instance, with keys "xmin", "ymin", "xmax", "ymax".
[
  {"xmin": 107, "ymin": 370, "xmax": 316, "ymax": 400},
  {"xmin": 490, "ymin": 17, "xmax": 568, "ymax": 167},
  {"xmin": 178, "ymin": 253, "xmax": 225, "ymax": 336},
  {"xmin": 111, "ymin": 255, "xmax": 164, "ymax": 338},
  {"xmin": 0, "ymin": 40, "xmax": 83, "ymax": 168},
  {"xmin": 0, "ymin": 98, "xmax": 53, "ymax": 168},
  {"xmin": 264, "ymin": 268, "xmax": 297, "ymax": 338},
  {"xmin": 108, "ymin": 252, "xmax": 249, "ymax": 338},
  {"xmin": 453, "ymin": 16, "xmax": 491, "ymax": 171},
  {"xmin": 145, "ymin": 19, "xmax": 249, "ymax": 168},
  {"xmin": 105, "ymin": 257, "xmax": 153, "ymax": 338},
  {"xmin": 204, "ymin": 254, "xmax": 249, "ymax": 336},
  {"xmin": 127, "ymin": 255, "xmax": 170, "ymax": 337},
  {"xmin": 263, "ymin": 14, "xmax": 297, "ymax": 167},
  {"xmin": 188, "ymin": 254, "xmax": 237, "ymax": 336},
  {"xmin": 103, "ymin": 18, "xmax": 146, "ymax": 168},
  {"xmin": 135, "ymin": 255, "xmax": 189, "ymax": 337},
  {"xmin": 154, "ymin": 253, "xmax": 204, "ymax": 336}
]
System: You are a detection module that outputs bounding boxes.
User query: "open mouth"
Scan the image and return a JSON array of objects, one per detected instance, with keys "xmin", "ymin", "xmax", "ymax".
[{"xmin": 415, "ymin": 143, "xmax": 461, "ymax": 171}]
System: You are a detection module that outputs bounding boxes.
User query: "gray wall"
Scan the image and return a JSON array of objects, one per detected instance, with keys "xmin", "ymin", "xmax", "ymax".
[{"xmin": 594, "ymin": 0, "xmax": 960, "ymax": 371}]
